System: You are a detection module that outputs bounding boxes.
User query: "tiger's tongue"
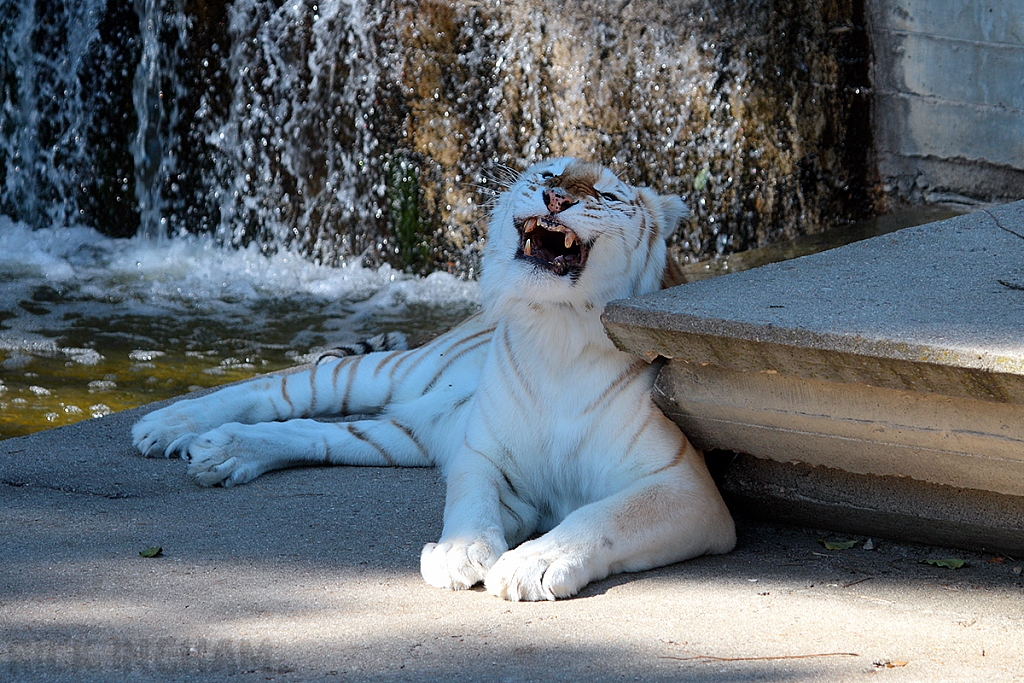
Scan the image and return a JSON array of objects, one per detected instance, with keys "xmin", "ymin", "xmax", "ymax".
[{"xmin": 551, "ymin": 254, "xmax": 576, "ymax": 276}]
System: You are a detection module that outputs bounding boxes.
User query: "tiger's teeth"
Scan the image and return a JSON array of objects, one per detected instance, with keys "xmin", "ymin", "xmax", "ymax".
[
  {"xmin": 524, "ymin": 217, "xmax": 538, "ymax": 233},
  {"xmin": 524, "ymin": 238, "xmax": 532, "ymax": 256},
  {"xmin": 564, "ymin": 232, "xmax": 575, "ymax": 249}
]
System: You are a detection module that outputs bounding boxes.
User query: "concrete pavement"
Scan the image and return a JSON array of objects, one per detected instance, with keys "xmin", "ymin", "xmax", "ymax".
[{"xmin": 2, "ymin": 399, "xmax": 1024, "ymax": 682}]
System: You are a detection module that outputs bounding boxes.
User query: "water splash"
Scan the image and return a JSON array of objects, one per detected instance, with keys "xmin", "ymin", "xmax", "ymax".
[
  {"xmin": 1, "ymin": 0, "xmax": 97, "ymax": 226},
  {"xmin": 206, "ymin": 0, "xmax": 389, "ymax": 258}
]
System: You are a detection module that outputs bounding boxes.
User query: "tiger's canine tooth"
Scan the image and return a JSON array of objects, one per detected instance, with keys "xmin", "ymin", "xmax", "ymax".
[
  {"xmin": 564, "ymin": 232, "xmax": 575, "ymax": 249},
  {"xmin": 524, "ymin": 238, "xmax": 533, "ymax": 256}
]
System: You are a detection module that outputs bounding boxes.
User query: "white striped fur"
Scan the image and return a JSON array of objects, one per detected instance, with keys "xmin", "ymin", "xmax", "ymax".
[{"xmin": 133, "ymin": 158, "xmax": 735, "ymax": 601}]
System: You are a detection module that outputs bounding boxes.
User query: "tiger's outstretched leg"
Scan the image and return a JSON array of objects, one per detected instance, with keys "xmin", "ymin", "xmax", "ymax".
[
  {"xmin": 186, "ymin": 417, "xmax": 434, "ymax": 487},
  {"xmin": 133, "ymin": 318, "xmax": 490, "ymax": 461},
  {"xmin": 132, "ymin": 350, "xmax": 407, "ymax": 459}
]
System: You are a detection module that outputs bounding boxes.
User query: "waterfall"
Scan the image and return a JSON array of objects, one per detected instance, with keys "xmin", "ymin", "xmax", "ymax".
[
  {"xmin": 0, "ymin": 0, "xmax": 873, "ymax": 274},
  {"xmin": 207, "ymin": 0, "xmax": 389, "ymax": 258},
  {"xmin": 1, "ymin": 0, "xmax": 138, "ymax": 233},
  {"xmin": 132, "ymin": 0, "xmax": 188, "ymax": 239}
]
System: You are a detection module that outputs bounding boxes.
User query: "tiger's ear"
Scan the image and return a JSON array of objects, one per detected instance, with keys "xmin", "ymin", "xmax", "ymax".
[
  {"xmin": 658, "ymin": 195, "xmax": 689, "ymax": 237},
  {"xmin": 640, "ymin": 192, "xmax": 690, "ymax": 289},
  {"xmin": 638, "ymin": 189, "xmax": 689, "ymax": 238}
]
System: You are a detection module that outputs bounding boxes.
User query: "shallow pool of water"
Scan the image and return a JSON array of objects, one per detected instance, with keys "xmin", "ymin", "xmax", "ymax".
[{"xmin": 0, "ymin": 217, "xmax": 479, "ymax": 439}]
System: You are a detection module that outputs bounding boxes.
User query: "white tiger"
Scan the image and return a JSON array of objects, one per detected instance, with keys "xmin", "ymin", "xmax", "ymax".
[{"xmin": 132, "ymin": 158, "xmax": 736, "ymax": 601}]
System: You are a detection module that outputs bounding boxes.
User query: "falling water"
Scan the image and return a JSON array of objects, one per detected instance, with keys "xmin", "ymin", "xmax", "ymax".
[
  {"xmin": 2, "ymin": 0, "xmax": 873, "ymax": 268},
  {"xmin": 0, "ymin": 0, "xmax": 873, "ymax": 437},
  {"xmin": 132, "ymin": 0, "xmax": 188, "ymax": 239}
]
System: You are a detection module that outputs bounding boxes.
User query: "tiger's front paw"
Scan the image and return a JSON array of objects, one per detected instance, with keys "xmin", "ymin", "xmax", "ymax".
[
  {"xmin": 186, "ymin": 424, "xmax": 267, "ymax": 488},
  {"xmin": 484, "ymin": 538, "xmax": 594, "ymax": 601},
  {"xmin": 420, "ymin": 529, "xmax": 506, "ymax": 591},
  {"xmin": 132, "ymin": 403, "xmax": 205, "ymax": 459}
]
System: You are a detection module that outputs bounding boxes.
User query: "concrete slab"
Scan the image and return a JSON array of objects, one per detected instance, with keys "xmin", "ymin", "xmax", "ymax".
[
  {"xmin": 3, "ymin": 399, "xmax": 1024, "ymax": 682},
  {"xmin": 604, "ymin": 201, "xmax": 1024, "ymax": 552}
]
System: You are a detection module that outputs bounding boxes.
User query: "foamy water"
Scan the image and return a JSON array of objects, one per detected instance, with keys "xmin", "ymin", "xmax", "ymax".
[{"xmin": 0, "ymin": 216, "xmax": 479, "ymax": 438}]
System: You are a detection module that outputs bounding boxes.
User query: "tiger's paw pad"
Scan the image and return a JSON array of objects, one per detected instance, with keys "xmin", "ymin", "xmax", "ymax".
[
  {"xmin": 420, "ymin": 534, "xmax": 504, "ymax": 591},
  {"xmin": 484, "ymin": 540, "xmax": 590, "ymax": 602}
]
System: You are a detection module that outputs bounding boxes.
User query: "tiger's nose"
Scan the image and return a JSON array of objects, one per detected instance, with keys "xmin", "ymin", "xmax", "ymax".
[{"xmin": 543, "ymin": 187, "xmax": 578, "ymax": 214}]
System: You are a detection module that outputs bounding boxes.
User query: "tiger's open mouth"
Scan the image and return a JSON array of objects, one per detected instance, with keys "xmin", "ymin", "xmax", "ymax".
[{"xmin": 515, "ymin": 216, "xmax": 590, "ymax": 277}]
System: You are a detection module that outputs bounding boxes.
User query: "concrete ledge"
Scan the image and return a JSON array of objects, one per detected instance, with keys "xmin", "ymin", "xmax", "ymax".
[
  {"xmin": 653, "ymin": 363, "xmax": 1024, "ymax": 495},
  {"xmin": 604, "ymin": 200, "xmax": 1024, "ymax": 550}
]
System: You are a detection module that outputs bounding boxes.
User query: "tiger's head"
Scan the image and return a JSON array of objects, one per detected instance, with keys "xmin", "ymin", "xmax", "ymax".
[{"xmin": 480, "ymin": 158, "xmax": 688, "ymax": 312}]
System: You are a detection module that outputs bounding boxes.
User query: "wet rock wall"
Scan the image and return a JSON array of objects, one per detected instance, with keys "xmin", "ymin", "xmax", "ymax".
[{"xmin": 0, "ymin": 0, "xmax": 873, "ymax": 274}]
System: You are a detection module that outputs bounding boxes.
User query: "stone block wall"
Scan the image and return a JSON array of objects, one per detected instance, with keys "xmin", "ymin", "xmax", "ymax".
[{"xmin": 869, "ymin": 0, "xmax": 1024, "ymax": 205}]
